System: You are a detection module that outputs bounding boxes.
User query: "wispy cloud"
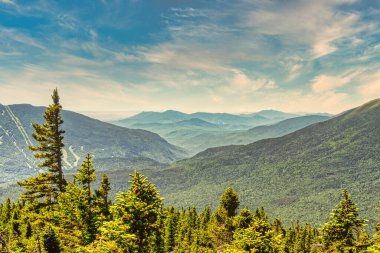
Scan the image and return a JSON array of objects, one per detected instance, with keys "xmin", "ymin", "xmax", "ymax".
[
  {"xmin": 0, "ymin": 28, "xmax": 46, "ymax": 50},
  {"xmin": 0, "ymin": 0, "xmax": 15, "ymax": 5},
  {"xmin": 311, "ymin": 69, "xmax": 363, "ymax": 93},
  {"xmin": 358, "ymin": 70, "xmax": 380, "ymax": 99},
  {"xmin": 0, "ymin": 0, "xmax": 379, "ymax": 115}
]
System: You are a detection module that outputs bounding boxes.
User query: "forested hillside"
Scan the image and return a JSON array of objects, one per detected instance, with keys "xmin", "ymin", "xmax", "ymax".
[{"xmin": 147, "ymin": 99, "xmax": 380, "ymax": 226}]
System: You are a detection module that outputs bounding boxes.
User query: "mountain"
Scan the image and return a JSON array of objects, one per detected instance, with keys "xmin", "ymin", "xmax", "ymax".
[
  {"xmin": 247, "ymin": 115, "xmax": 331, "ymax": 134},
  {"xmin": 0, "ymin": 104, "xmax": 185, "ymax": 188},
  {"xmin": 177, "ymin": 115, "xmax": 331, "ymax": 153},
  {"xmin": 113, "ymin": 110, "xmax": 313, "ymax": 155},
  {"xmin": 114, "ymin": 110, "xmax": 300, "ymax": 130},
  {"xmin": 175, "ymin": 118, "xmax": 219, "ymax": 127},
  {"xmin": 120, "ymin": 110, "xmax": 189, "ymax": 124},
  {"xmin": 122, "ymin": 115, "xmax": 330, "ymax": 155},
  {"xmin": 146, "ymin": 99, "xmax": 380, "ymax": 225},
  {"xmin": 243, "ymin": 109, "xmax": 298, "ymax": 121}
]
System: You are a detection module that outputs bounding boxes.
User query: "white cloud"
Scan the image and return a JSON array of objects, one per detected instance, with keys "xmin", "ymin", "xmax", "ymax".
[
  {"xmin": 0, "ymin": 28, "xmax": 46, "ymax": 50},
  {"xmin": 312, "ymin": 75, "xmax": 351, "ymax": 93},
  {"xmin": 0, "ymin": 0, "xmax": 15, "ymax": 5},
  {"xmin": 358, "ymin": 70, "xmax": 380, "ymax": 99},
  {"xmin": 224, "ymin": 69, "xmax": 276, "ymax": 96},
  {"xmin": 0, "ymin": 64, "xmax": 146, "ymax": 112},
  {"xmin": 311, "ymin": 69, "xmax": 363, "ymax": 92},
  {"xmin": 243, "ymin": 0, "xmax": 363, "ymax": 58}
]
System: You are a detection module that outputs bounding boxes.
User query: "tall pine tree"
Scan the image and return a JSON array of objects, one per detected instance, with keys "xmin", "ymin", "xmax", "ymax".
[{"xmin": 18, "ymin": 89, "xmax": 66, "ymax": 205}]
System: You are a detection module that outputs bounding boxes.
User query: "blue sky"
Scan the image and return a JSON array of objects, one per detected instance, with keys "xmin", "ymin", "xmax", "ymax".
[{"xmin": 0, "ymin": 0, "xmax": 379, "ymax": 119}]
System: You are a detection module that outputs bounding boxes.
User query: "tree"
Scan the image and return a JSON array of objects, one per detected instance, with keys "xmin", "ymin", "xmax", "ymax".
[
  {"xmin": 321, "ymin": 189, "xmax": 367, "ymax": 252},
  {"xmin": 55, "ymin": 156, "xmax": 98, "ymax": 247},
  {"xmin": 75, "ymin": 154, "xmax": 96, "ymax": 200},
  {"xmin": 209, "ymin": 187, "xmax": 240, "ymax": 249},
  {"xmin": 220, "ymin": 187, "xmax": 240, "ymax": 217},
  {"xmin": 18, "ymin": 89, "xmax": 67, "ymax": 204},
  {"xmin": 164, "ymin": 207, "xmax": 177, "ymax": 252},
  {"xmin": 234, "ymin": 208, "xmax": 254, "ymax": 229},
  {"xmin": 96, "ymin": 174, "xmax": 111, "ymax": 217},
  {"xmin": 42, "ymin": 226, "xmax": 61, "ymax": 253},
  {"xmin": 74, "ymin": 154, "xmax": 97, "ymax": 244},
  {"xmin": 110, "ymin": 171, "xmax": 163, "ymax": 252}
]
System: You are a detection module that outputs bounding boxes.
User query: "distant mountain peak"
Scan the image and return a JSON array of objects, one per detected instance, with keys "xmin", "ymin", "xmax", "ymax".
[{"xmin": 175, "ymin": 118, "xmax": 217, "ymax": 127}]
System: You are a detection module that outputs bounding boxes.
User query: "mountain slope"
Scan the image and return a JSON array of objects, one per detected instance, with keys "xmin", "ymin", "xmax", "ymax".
[
  {"xmin": 0, "ymin": 104, "xmax": 185, "ymax": 187},
  {"xmin": 148, "ymin": 99, "xmax": 380, "ymax": 225}
]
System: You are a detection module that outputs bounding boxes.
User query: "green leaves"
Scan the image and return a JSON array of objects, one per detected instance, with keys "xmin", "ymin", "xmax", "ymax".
[
  {"xmin": 321, "ymin": 190, "xmax": 367, "ymax": 251},
  {"xmin": 19, "ymin": 88, "xmax": 66, "ymax": 205}
]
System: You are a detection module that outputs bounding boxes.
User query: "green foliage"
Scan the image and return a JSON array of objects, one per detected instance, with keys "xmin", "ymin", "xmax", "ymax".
[
  {"xmin": 208, "ymin": 187, "xmax": 240, "ymax": 249},
  {"xmin": 0, "ymin": 183, "xmax": 378, "ymax": 253},
  {"xmin": 95, "ymin": 173, "xmax": 111, "ymax": 218},
  {"xmin": 76, "ymin": 153, "xmax": 96, "ymax": 191},
  {"xmin": 321, "ymin": 190, "xmax": 367, "ymax": 252},
  {"xmin": 42, "ymin": 226, "xmax": 61, "ymax": 253},
  {"xmin": 18, "ymin": 89, "xmax": 67, "ymax": 205},
  {"xmin": 221, "ymin": 187, "xmax": 240, "ymax": 218},
  {"xmin": 90, "ymin": 171, "xmax": 163, "ymax": 252}
]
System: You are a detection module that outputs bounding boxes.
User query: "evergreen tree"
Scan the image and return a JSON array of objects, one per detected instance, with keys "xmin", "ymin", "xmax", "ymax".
[
  {"xmin": 42, "ymin": 227, "xmax": 61, "ymax": 253},
  {"xmin": 321, "ymin": 189, "xmax": 367, "ymax": 252},
  {"xmin": 18, "ymin": 89, "xmax": 67, "ymax": 204},
  {"xmin": 111, "ymin": 171, "xmax": 163, "ymax": 252},
  {"xmin": 209, "ymin": 187, "xmax": 240, "ymax": 249},
  {"xmin": 96, "ymin": 174, "xmax": 111, "ymax": 217},
  {"xmin": 75, "ymin": 154, "xmax": 97, "ymax": 244},
  {"xmin": 164, "ymin": 207, "xmax": 177, "ymax": 252},
  {"xmin": 76, "ymin": 153, "xmax": 96, "ymax": 200},
  {"xmin": 221, "ymin": 187, "xmax": 240, "ymax": 217},
  {"xmin": 234, "ymin": 208, "xmax": 254, "ymax": 229}
]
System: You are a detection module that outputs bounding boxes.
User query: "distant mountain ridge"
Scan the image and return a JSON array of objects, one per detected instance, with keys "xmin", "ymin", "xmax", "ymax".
[
  {"xmin": 115, "ymin": 112, "xmax": 331, "ymax": 155},
  {"xmin": 0, "ymin": 104, "xmax": 185, "ymax": 188},
  {"xmin": 145, "ymin": 99, "xmax": 380, "ymax": 225},
  {"xmin": 115, "ymin": 109, "xmax": 301, "ymax": 129}
]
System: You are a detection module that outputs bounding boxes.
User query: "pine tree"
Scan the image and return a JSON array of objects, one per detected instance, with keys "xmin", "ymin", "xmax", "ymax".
[
  {"xmin": 75, "ymin": 154, "xmax": 97, "ymax": 243},
  {"xmin": 220, "ymin": 187, "xmax": 240, "ymax": 217},
  {"xmin": 112, "ymin": 171, "xmax": 163, "ymax": 252},
  {"xmin": 76, "ymin": 154, "xmax": 96, "ymax": 200},
  {"xmin": 209, "ymin": 187, "xmax": 240, "ymax": 249},
  {"xmin": 322, "ymin": 189, "xmax": 367, "ymax": 251},
  {"xmin": 96, "ymin": 174, "xmax": 111, "ymax": 217},
  {"xmin": 234, "ymin": 208, "xmax": 254, "ymax": 229},
  {"xmin": 18, "ymin": 89, "xmax": 67, "ymax": 204},
  {"xmin": 164, "ymin": 207, "xmax": 177, "ymax": 252},
  {"xmin": 42, "ymin": 227, "xmax": 61, "ymax": 253}
]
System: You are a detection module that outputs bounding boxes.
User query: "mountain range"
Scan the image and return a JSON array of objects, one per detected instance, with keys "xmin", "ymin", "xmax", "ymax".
[
  {"xmin": 134, "ymin": 99, "xmax": 380, "ymax": 225},
  {"xmin": 114, "ymin": 109, "xmax": 300, "ymax": 130},
  {"xmin": 114, "ymin": 110, "xmax": 331, "ymax": 154}
]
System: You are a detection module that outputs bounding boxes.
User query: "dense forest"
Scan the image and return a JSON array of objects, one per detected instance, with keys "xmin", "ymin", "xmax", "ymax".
[{"xmin": 1, "ymin": 90, "xmax": 379, "ymax": 253}]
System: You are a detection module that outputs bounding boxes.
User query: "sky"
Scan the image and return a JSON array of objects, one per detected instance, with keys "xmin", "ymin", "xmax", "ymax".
[{"xmin": 0, "ymin": 0, "xmax": 379, "ymax": 120}]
